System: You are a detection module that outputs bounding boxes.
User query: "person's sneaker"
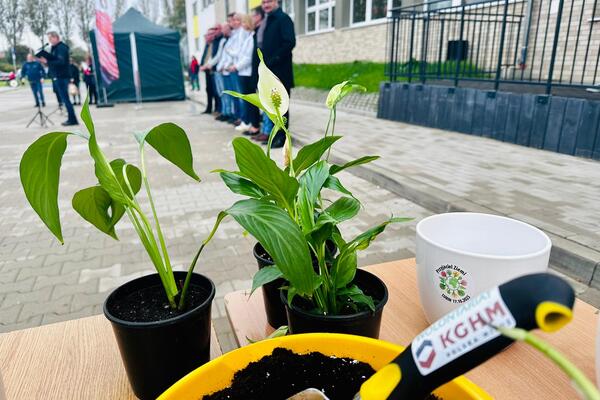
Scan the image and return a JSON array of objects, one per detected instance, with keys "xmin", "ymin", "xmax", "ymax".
[
  {"xmin": 233, "ymin": 119, "xmax": 242, "ymax": 126},
  {"xmin": 216, "ymin": 115, "xmax": 228, "ymax": 121},
  {"xmin": 42, "ymin": 102, "xmax": 46, "ymax": 107},
  {"xmin": 235, "ymin": 122, "xmax": 250, "ymax": 131},
  {"xmin": 62, "ymin": 120, "xmax": 79, "ymax": 126},
  {"xmin": 252, "ymin": 133, "xmax": 269, "ymax": 142},
  {"xmin": 266, "ymin": 138, "xmax": 285, "ymax": 148},
  {"xmin": 243, "ymin": 130, "xmax": 259, "ymax": 136}
]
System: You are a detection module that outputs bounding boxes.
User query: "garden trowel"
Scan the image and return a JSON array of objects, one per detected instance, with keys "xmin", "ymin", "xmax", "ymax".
[{"xmin": 288, "ymin": 273, "xmax": 575, "ymax": 400}]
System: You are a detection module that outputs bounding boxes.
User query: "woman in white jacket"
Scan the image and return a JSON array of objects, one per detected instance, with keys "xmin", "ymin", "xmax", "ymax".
[{"xmin": 230, "ymin": 14, "xmax": 256, "ymax": 132}]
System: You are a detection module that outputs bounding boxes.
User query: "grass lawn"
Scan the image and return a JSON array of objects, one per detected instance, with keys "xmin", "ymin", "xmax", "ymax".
[
  {"xmin": 293, "ymin": 60, "xmax": 490, "ymax": 93},
  {"xmin": 293, "ymin": 62, "xmax": 385, "ymax": 93}
]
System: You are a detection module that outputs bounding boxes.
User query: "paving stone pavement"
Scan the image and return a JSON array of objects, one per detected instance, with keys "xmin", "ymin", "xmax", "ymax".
[
  {"xmin": 287, "ymin": 101, "xmax": 600, "ymax": 289},
  {"xmin": 0, "ymin": 88, "xmax": 433, "ymax": 352}
]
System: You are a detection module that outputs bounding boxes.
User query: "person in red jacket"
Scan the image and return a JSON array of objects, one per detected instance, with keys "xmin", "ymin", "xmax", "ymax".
[{"xmin": 189, "ymin": 56, "xmax": 200, "ymax": 91}]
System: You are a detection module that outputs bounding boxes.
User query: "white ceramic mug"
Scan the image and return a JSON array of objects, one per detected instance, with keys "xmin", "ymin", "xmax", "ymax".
[{"xmin": 416, "ymin": 212, "xmax": 551, "ymax": 322}]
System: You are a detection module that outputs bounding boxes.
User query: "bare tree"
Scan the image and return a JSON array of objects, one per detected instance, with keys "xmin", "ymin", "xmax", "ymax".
[
  {"xmin": 114, "ymin": 0, "xmax": 126, "ymax": 19},
  {"xmin": 52, "ymin": 0, "xmax": 76, "ymax": 47},
  {"xmin": 137, "ymin": 0, "xmax": 159, "ymax": 22},
  {"xmin": 0, "ymin": 0, "xmax": 25, "ymax": 70},
  {"xmin": 24, "ymin": 0, "xmax": 51, "ymax": 47},
  {"xmin": 75, "ymin": 0, "xmax": 95, "ymax": 47}
]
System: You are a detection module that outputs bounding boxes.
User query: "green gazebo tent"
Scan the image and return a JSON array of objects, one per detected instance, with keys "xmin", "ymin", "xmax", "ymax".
[{"xmin": 90, "ymin": 8, "xmax": 185, "ymax": 103}]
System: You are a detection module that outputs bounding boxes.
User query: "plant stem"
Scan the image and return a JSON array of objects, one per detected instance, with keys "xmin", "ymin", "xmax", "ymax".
[
  {"xmin": 177, "ymin": 242, "xmax": 205, "ymax": 310},
  {"xmin": 326, "ymin": 108, "xmax": 337, "ymax": 161},
  {"xmin": 324, "ymin": 109, "xmax": 333, "ymax": 139},
  {"xmin": 499, "ymin": 327, "xmax": 600, "ymax": 400},
  {"xmin": 139, "ymin": 147, "xmax": 176, "ymax": 293}
]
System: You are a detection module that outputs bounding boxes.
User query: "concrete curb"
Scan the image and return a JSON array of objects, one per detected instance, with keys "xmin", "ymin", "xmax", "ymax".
[{"xmin": 292, "ymin": 132, "xmax": 600, "ymax": 288}]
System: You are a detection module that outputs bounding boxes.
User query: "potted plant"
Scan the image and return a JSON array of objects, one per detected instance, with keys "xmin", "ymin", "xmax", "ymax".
[
  {"xmin": 207, "ymin": 50, "xmax": 410, "ymax": 337},
  {"xmin": 19, "ymin": 100, "xmax": 218, "ymax": 400}
]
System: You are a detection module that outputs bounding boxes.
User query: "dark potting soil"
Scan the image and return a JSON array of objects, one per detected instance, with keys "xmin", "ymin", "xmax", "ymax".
[
  {"xmin": 202, "ymin": 348, "xmax": 442, "ymax": 400},
  {"xmin": 109, "ymin": 283, "xmax": 208, "ymax": 322}
]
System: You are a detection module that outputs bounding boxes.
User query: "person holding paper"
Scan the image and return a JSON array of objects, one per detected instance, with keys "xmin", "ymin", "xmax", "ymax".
[{"xmin": 38, "ymin": 32, "xmax": 78, "ymax": 126}]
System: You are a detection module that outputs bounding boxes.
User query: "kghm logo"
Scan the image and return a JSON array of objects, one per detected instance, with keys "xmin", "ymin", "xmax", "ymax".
[
  {"xmin": 436, "ymin": 264, "xmax": 470, "ymax": 304},
  {"xmin": 415, "ymin": 339, "xmax": 436, "ymax": 369}
]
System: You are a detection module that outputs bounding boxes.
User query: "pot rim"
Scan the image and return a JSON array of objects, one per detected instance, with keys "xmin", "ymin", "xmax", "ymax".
[
  {"xmin": 281, "ymin": 268, "xmax": 389, "ymax": 322},
  {"xmin": 103, "ymin": 271, "xmax": 216, "ymax": 329}
]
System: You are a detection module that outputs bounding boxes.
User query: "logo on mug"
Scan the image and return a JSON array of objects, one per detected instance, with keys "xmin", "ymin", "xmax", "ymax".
[{"xmin": 436, "ymin": 264, "xmax": 470, "ymax": 304}]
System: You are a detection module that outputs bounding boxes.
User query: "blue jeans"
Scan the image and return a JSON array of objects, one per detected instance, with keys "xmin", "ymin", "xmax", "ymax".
[
  {"xmin": 221, "ymin": 74, "xmax": 236, "ymax": 117},
  {"xmin": 228, "ymin": 71, "xmax": 243, "ymax": 120},
  {"xmin": 54, "ymin": 78, "xmax": 77, "ymax": 123},
  {"xmin": 263, "ymin": 112, "xmax": 274, "ymax": 135},
  {"xmin": 29, "ymin": 81, "xmax": 45, "ymax": 106}
]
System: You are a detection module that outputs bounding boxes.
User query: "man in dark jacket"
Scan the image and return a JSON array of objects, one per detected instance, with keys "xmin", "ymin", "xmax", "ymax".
[
  {"xmin": 39, "ymin": 32, "xmax": 78, "ymax": 125},
  {"xmin": 21, "ymin": 54, "xmax": 46, "ymax": 107},
  {"xmin": 255, "ymin": 0, "xmax": 295, "ymax": 148}
]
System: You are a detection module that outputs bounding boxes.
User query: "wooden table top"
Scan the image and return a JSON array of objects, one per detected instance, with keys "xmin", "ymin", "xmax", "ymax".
[
  {"xmin": 0, "ymin": 314, "xmax": 221, "ymax": 400},
  {"xmin": 224, "ymin": 258, "xmax": 599, "ymax": 399}
]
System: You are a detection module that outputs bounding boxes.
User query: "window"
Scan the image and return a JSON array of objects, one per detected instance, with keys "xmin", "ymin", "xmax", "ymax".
[
  {"xmin": 351, "ymin": 0, "xmax": 400, "ymax": 25},
  {"xmin": 281, "ymin": 0, "xmax": 295, "ymax": 20},
  {"xmin": 306, "ymin": 0, "xmax": 335, "ymax": 33}
]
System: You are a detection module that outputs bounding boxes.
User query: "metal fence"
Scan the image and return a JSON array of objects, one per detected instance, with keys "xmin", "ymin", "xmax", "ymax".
[{"xmin": 386, "ymin": 0, "xmax": 600, "ymax": 94}]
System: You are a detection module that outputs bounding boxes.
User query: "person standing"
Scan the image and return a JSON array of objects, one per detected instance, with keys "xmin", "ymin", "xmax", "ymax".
[
  {"xmin": 230, "ymin": 14, "xmax": 256, "ymax": 133},
  {"xmin": 221, "ymin": 13, "xmax": 247, "ymax": 125},
  {"xmin": 21, "ymin": 54, "xmax": 46, "ymax": 107},
  {"xmin": 69, "ymin": 58, "xmax": 81, "ymax": 105},
  {"xmin": 215, "ymin": 23, "xmax": 234, "ymax": 122},
  {"xmin": 254, "ymin": 0, "xmax": 295, "ymax": 148},
  {"xmin": 82, "ymin": 56, "xmax": 98, "ymax": 105},
  {"xmin": 39, "ymin": 32, "xmax": 78, "ymax": 126},
  {"xmin": 199, "ymin": 30, "xmax": 216, "ymax": 113},
  {"xmin": 189, "ymin": 56, "xmax": 200, "ymax": 91},
  {"xmin": 243, "ymin": 6, "xmax": 265, "ymax": 136}
]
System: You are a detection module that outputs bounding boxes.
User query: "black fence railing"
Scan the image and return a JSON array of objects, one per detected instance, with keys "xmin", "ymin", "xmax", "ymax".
[{"xmin": 386, "ymin": 0, "xmax": 600, "ymax": 94}]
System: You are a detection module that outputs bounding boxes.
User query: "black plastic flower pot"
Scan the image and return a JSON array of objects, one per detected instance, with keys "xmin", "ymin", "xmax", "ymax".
[
  {"xmin": 103, "ymin": 271, "xmax": 215, "ymax": 400},
  {"xmin": 282, "ymin": 268, "xmax": 388, "ymax": 339},
  {"xmin": 253, "ymin": 242, "xmax": 337, "ymax": 329}
]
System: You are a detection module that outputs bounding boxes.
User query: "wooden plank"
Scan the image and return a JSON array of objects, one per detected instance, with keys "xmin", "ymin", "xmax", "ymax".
[
  {"xmin": 503, "ymin": 93, "xmax": 522, "ymax": 143},
  {"xmin": 225, "ymin": 259, "xmax": 598, "ymax": 400},
  {"xmin": 0, "ymin": 314, "xmax": 221, "ymax": 400},
  {"xmin": 516, "ymin": 94, "xmax": 535, "ymax": 146},
  {"xmin": 575, "ymin": 100, "xmax": 600, "ymax": 158},
  {"xmin": 529, "ymin": 96, "xmax": 550, "ymax": 149},
  {"xmin": 481, "ymin": 92, "xmax": 497, "ymax": 138},
  {"xmin": 491, "ymin": 92, "xmax": 509, "ymax": 142},
  {"xmin": 559, "ymin": 98, "xmax": 585, "ymax": 155},
  {"xmin": 543, "ymin": 97, "xmax": 567, "ymax": 152},
  {"xmin": 471, "ymin": 89, "xmax": 487, "ymax": 136}
]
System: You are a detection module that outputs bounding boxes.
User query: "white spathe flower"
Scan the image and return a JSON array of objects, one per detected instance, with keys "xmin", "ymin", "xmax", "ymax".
[{"xmin": 257, "ymin": 50, "xmax": 289, "ymax": 117}]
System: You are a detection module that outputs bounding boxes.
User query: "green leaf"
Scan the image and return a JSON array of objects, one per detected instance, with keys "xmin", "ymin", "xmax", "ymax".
[
  {"xmin": 225, "ymin": 199, "xmax": 318, "ymax": 296},
  {"xmin": 80, "ymin": 100, "xmax": 132, "ymax": 206},
  {"xmin": 297, "ymin": 161, "xmax": 330, "ymax": 233},
  {"xmin": 347, "ymin": 217, "xmax": 412, "ymax": 252},
  {"xmin": 326, "ymin": 81, "xmax": 367, "ymax": 109},
  {"xmin": 338, "ymin": 284, "xmax": 375, "ymax": 312},
  {"xmin": 315, "ymin": 197, "xmax": 360, "ymax": 229},
  {"xmin": 107, "ymin": 159, "xmax": 142, "ymax": 227},
  {"xmin": 326, "ymin": 81, "xmax": 349, "ymax": 109},
  {"xmin": 251, "ymin": 265, "xmax": 284, "ymax": 295},
  {"xmin": 219, "ymin": 171, "xmax": 266, "ymax": 199},
  {"xmin": 135, "ymin": 123, "xmax": 200, "ymax": 181},
  {"xmin": 330, "ymin": 156, "xmax": 380, "ymax": 175},
  {"xmin": 331, "ymin": 248, "xmax": 358, "ymax": 289},
  {"xmin": 223, "ymin": 91, "xmax": 277, "ymax": 122},
  {"xmin": 232, "ymin": 137, "xmax": 299, "ymax": 211},
  {"xmin": 72, "ymin": 186, "xmax": 118, "ymax": 239},
  {"xmin": 323, "ymin": 175, "xmax": 355, "ymax": 198},
  {"xmin": 292, "ymin": 136, "xmax": 341, "ymax": 174},
  {"xmin": 19, "ymin": 132, "xmax": 71, "ymax": 243}
]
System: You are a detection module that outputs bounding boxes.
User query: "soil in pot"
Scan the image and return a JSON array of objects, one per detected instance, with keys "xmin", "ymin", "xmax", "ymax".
[
  {"xmin": 109, "ymin": 283, "xmax": 209, "ymax": 322},
  {"xmin": 202, "ymin": 347, "xmax": 442, "ymax": 400}
]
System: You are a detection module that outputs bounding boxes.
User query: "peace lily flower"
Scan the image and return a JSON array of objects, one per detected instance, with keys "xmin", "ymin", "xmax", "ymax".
[{"xmin": 257, "ymin": 49, "xmax": 289, "ymax": 118}]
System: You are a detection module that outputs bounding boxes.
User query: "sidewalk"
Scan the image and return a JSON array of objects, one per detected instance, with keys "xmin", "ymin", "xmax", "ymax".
[{"xmin": 288, "ymin": 100, "xmax": 600, "ymax": 292}]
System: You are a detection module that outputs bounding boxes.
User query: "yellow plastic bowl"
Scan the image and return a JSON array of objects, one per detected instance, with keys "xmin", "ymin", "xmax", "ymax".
[{"xmin": 158, "ymin": 333, "xmax": 492, "ymax": 400}]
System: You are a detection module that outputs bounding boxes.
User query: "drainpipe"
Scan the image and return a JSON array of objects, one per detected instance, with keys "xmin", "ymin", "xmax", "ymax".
[{"xmin": 519, "ymin": 0, "xmax": 535, "ymax": 69}]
